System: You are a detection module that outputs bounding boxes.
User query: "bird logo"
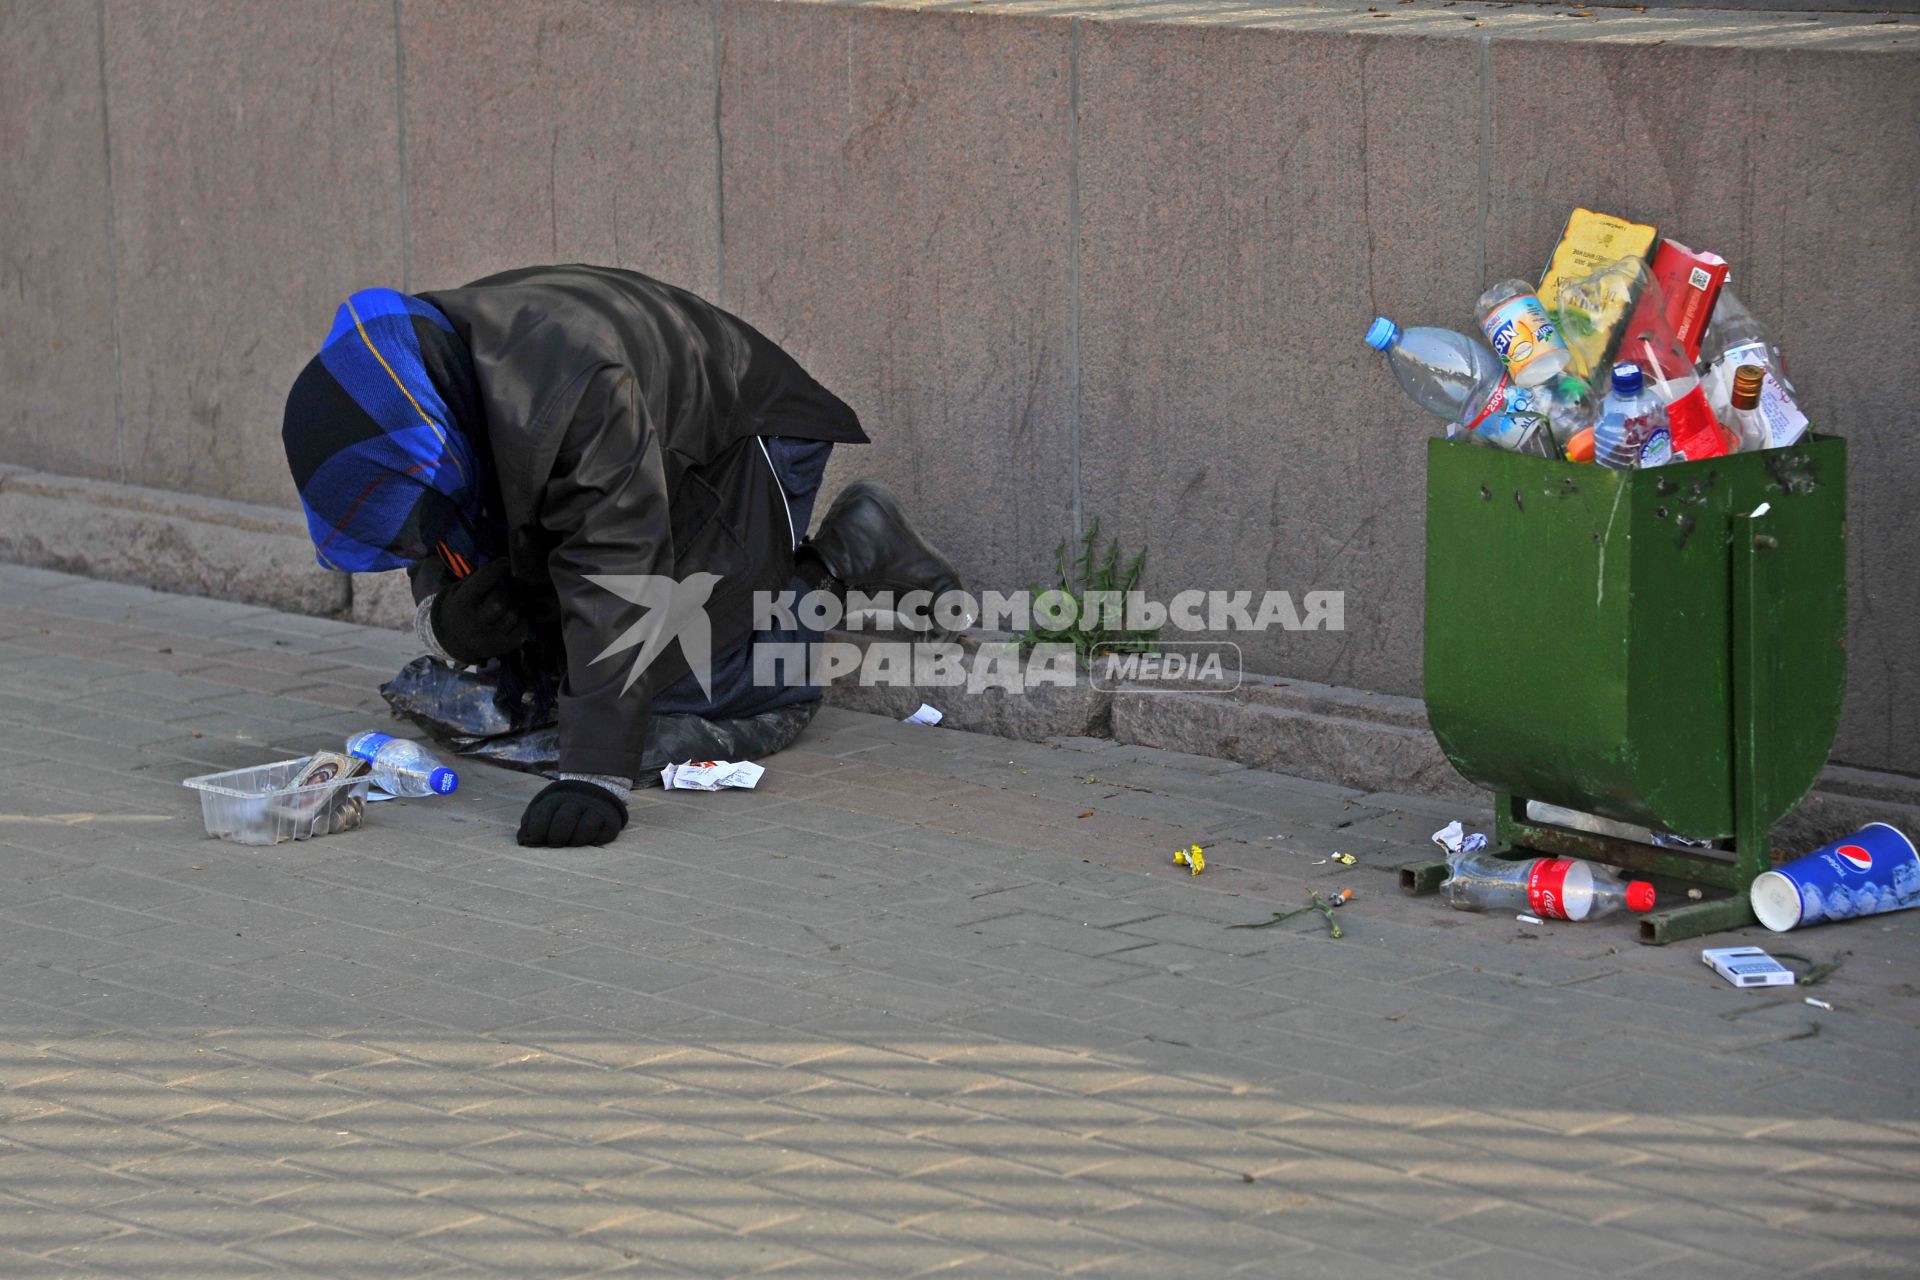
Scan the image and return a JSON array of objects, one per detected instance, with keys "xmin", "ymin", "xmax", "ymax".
[{"xmin": 585, "ymin": 572, "xmax": 725, "ymax": 698}]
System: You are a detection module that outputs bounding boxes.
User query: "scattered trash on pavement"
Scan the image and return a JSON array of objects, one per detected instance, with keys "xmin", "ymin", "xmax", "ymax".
[
  {"xmin": 1310, "ymin": 890, "xmax": 1348, "ymax": 938},
  {"xmin": 661, "ymin": 760, "xmax": 766, "ymax": 791},
  {"xmin": 183, "ymin": 754, "xmax": 374, "ymax": 846},
  {"xmin": 1431, "ymin": 821, "xmax": 1488, "ymax": 856},
  {"xmin": 1804, "ymin": 997, "xmax": 1835, "ymax": 1011},
  {"xmin": 902, "ymin": 703, "xmax": 944, "ymax": 726},
  {"xmin": 1174, "ymin": 844, "xmax": 1205, "ymax": 875},
  {"xmin": 1750, "ymin": 823, "xmax": 1918, "ymax": 932},
  {"xmin": 1331, "ymin": 852, "xmax": 1357, "ymax": 866},
  {"xmin": 1444, "ymin": 850, "xmax": 1654, "ymax": 922},
  {"xmin": 1229, "ymin": 889, "xmax": 1352, "ymax": 937},
  {"xmin": 345, "ymin": 731, "xmax": 459, "ymax": 796},
  {"xmin": 1702, "ymin": 946, "xmax": 1796, "ymax": 989},
  {"xmin": 1777, "ymin": 952, "xmax": 1847, "ymax": 987},
  {"xmin": 1516, "ymin": 913, "xmax": 1544, "ymax": 925}
]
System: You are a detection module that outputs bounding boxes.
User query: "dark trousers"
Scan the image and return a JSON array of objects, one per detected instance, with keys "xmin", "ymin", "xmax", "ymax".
[{"xmin": 649, "ymin": 436, "xmax": 835, "ymax": 721}]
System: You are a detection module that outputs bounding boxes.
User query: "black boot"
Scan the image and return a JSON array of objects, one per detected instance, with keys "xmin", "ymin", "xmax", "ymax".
[{"xmin": 804, "ymin": 480, "xmax": 969, "ymax": 635}]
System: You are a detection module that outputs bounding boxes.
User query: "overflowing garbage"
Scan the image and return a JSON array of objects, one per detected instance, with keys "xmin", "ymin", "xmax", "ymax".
[{"xmin": 1367, "ymin": 207, "xmax": 1809, "ymax": 466}]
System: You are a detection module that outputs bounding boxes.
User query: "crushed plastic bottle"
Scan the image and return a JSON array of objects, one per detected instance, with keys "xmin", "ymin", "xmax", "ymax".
[
  {"xmin": 1364, "ymin": 318, "xmax": 1554, "ymax": 456},
  {"xmin": 1592, "ymin": 362, "xmax": 1672, "ymax": 470},
  {"xmin": 344, "ymin": 731, "xmax": 459, "ymax": 796},
  {"xmin": 1444, "ymin": 850, "xmax": 1655, "ymax": 921},
  {"xmin": 1476, "ymin": 279, "xmax": 1572, "ymax": 387}
]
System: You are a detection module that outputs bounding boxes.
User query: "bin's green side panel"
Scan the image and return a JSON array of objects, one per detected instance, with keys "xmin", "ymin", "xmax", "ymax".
[
  {"xmin": 1424, "ymin": 440, "xmax": 1639, "ymax": 823},
  {"xmin": 1621, "ymin": 455, "xmax": 1740, "ymax": 836},
  {"xmin": 1633, "ymin": 439, "xmax": 1847, "ymax": 839},
  {"xmin": 1423, "ymin": 437, "xmax": 1846, "ymax": 840}
]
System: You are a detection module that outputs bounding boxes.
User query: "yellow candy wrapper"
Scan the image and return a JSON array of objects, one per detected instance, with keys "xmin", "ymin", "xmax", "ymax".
[{"xmin": 1173, "ymin": 844, "xmax": 1205, "ymax": 875}]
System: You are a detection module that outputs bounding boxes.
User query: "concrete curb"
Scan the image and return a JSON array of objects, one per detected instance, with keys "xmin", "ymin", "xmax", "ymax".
[
  {"xmin": 0, "ymin": 465, "xmax": 347, "ymax": 616},
  {"xmin": 3, "ymin": 468, "xmax": 1913, "ymax": 850},
  {"xmin": 819, "ymin": 629, "xmax": 1919, "ymax": 851}
]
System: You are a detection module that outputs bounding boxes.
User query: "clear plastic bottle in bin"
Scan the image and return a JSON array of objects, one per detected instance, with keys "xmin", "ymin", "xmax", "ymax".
[
  {"xmin": 1364, "ymin": 318, "xmax": 1554, "ymax": 456},
  {"xmin": 1444, "ymin": 850, "xmax": 1655, "ymax": 921},
  {"xmin": 1475, "ymin": 279, "xmax": 1572, "ymax": 387},
  {"xmin": 344, "ymin": 731, "xmax": 459, "ymax": 796},
  {"xmin": 1700, "ymin": 287, "xmax": 1808, "ymax": 448},
  {"xmin": 1593, "ymin": 363, "xmax": 1672, "ymax": 470}
]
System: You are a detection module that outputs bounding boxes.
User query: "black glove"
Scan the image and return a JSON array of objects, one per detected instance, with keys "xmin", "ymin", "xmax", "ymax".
[
  {"xmin": 517, "ymin": 780, "xmax": 629, "ymax": 847},
  {"xmin": 430, "ymin": 559, "xmax": 529, "ymax": 666}
]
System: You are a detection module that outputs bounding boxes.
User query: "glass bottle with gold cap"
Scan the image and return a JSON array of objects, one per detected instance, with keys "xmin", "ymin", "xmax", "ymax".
[{"xmin": 1727, "ymin": 364, "xmax": 1769, "ymax": 452}]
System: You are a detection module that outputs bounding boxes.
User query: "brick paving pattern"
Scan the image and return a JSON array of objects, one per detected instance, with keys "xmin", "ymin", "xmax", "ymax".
[{"xmin": 0, "ymin": 563, "xmax": 1915, "ymax": 1277}]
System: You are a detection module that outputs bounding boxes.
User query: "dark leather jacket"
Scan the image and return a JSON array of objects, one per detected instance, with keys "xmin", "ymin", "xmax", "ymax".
[{"xmin": 410, "ymin": 264, "xmax": 866, "ymax": 778}]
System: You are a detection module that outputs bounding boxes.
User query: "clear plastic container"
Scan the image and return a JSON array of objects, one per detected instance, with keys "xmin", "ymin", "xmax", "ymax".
[{"xmin": 182, "ymin": 757, "xmax": 371, "ymax": 845}]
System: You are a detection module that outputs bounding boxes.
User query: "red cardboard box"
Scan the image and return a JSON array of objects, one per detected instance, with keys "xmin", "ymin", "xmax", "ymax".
[{"xmin": 1629, "ymin": 239, "xmax": 1729, "ymax": 364}]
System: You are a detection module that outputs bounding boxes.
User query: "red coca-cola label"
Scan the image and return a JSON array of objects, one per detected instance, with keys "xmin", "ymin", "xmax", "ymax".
[{"xmin": 1526, "ymin": 858, "xmax": 1578, "ymax": 920}]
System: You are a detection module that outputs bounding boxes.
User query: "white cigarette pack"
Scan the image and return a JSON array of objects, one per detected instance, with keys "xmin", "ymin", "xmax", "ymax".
[{"xmin": 1701, "ymin": 946, "xmax": 1796, "ymax": 989}]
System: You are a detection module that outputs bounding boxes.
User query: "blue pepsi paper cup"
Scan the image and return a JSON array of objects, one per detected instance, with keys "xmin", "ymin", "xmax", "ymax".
[{"xmin": 1751, "ymin": 823, "xmax": 1920, "ymax": 932}]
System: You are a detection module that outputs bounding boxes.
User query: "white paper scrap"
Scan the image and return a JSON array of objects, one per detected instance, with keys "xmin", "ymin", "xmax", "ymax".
[
  {"xmin": 903, "ymin": 703, "xmax": 944, "ymax": 726},
  {"xmin": 660, "ymin": 760, "xmax": 766, "ymax": 792},
  {"xmin": 1430, "ymin": 821, "xmax": 1489, "ymax": 855}
]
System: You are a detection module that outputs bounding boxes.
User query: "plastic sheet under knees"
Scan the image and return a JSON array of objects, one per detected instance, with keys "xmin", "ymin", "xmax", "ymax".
[{"xmin": 378, "ymin": 656, "xmax": 818, "ymax": 785}]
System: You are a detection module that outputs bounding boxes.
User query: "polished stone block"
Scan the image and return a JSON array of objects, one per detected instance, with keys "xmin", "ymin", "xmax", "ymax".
[
  {"xmin": 400, "ymin": 0, "xmax": 718, "ymax": 295},
  {"xmin": 719, "ymin": 1, "xmax": 1077, "ymax": 591},
  {"xmin": 105, "ymin": 0, "xmax": 406, "ymax": 506},
  {"xmin": 0, "ymin": 0, "xmax": 120, "ymax": 480}
]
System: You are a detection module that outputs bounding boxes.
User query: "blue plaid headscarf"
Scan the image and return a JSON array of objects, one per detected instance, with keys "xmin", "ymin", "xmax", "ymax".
[{"xmin": 283, "ymin": 289, "xmax": 496, "ymax": 574}]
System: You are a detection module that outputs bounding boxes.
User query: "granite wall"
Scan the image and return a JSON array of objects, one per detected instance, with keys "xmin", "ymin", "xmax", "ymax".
[{"xmin": 2, "ymin": 0, "xmax": 1915, "ymax": 773}]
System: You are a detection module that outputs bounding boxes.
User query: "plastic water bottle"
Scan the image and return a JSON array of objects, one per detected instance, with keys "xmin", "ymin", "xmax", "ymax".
[
  {"xmin": 344, "ymin": 731, "xmax": 459, "ymax": 796},
  {"xmin": 1592, "ymin": 363, "xmax": 1672, "ymax": 470},
  {"xmin": 1364, "ymin": 318, "xmax": 1553, "ymax": 456},
  {"xmin": 1444, "ymin": 850, "xmax": 1655, "ymax": 921},
  {"xmin": 1475, "ymin": 279, "xmax": 1572, "ymax": 387}
]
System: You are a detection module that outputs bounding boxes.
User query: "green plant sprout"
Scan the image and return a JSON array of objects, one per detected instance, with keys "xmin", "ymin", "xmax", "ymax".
[{"xmin": 1017, "ymin": 519, "xmax": 1161, "ymax": 661}]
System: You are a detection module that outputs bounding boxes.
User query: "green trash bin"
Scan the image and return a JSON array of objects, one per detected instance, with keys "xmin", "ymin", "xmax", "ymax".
[{"xmin": 1403, "ymin": 436, "xmax": 1847, "ymax": 943}]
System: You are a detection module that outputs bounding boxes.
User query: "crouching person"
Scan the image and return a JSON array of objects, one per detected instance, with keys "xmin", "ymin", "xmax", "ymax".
[{"xmin": 281, "ymin": 265, "xmax": 962, "ymax": 847}]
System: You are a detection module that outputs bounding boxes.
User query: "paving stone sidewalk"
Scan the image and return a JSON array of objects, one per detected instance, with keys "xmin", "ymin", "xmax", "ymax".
[{"xmin": 0, "ymin": 563, "xmax": 1915, "ymax": 1279}]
